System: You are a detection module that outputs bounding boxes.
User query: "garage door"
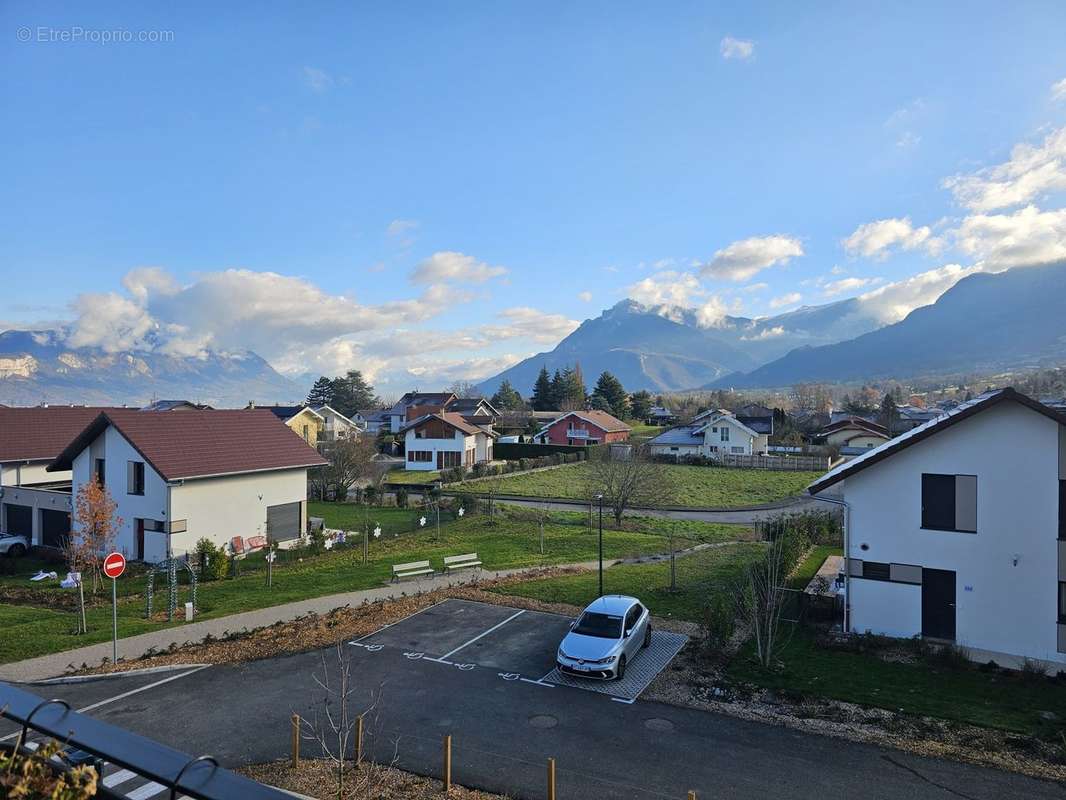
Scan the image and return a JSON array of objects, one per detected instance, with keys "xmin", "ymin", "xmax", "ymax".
[
  {"xmin": 40, "ymin": 509, "xmax": 71, "ymax": 549},
  {"xmin": 266, "ymin": 501, "xmax": 302, "ymax": 542},
  {"xmin": 3, "ymin": 503, "xmax": 32, "ymax": 538}
]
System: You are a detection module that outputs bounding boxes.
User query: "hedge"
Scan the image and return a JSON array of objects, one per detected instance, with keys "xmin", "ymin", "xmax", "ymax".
[{"xmin": 494, "ymin": 442, "xmax": 589, "ymax": 460}]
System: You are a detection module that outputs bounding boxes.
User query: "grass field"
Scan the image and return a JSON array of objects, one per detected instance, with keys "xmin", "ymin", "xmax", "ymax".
[
  {"xmin": 728, "ymin": 627, "xmax": 1066, "ymax": 738},
  {"xmin": 385, "ymin": 469, "xmax": 441, "ymax": 484},
  {"xmin": 788, "ymin": 545, "xmax": 842, "ymax": 589},
  {"xmin": 0, "ymin": 503, "xmax": 752, "ymax": 664},
  {"xmin": 494, "ymin": 543, "xmax": 766, "ymax": 622},
  {"xmin": 464, "ymin": 462, "xmax": 823, "ymax": 508}
]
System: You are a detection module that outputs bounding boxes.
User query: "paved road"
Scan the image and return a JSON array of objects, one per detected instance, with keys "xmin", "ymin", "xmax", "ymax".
[{"xmin": 3, "ymin": 614, "xmax": 1062, "ymax": 799}]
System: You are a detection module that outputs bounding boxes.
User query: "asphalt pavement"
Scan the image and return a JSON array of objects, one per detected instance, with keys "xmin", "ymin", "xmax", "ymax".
[{"xmin": 2, "ymin": 599, "xmax": 1063, "ymax": 800}]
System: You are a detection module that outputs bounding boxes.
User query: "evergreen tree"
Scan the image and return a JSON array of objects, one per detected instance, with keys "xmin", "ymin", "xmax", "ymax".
[
  {"xmin": 306, "ymin": 376, "xmax": 335, "ymax": 406},
  {"xmin": 531, "ymin": 367, "xmax": 554, "ymax": 411},
  {"xmin": 330, "ymin": 370, "xmax": 379, "ymax": 418},
  {"xmin": 629, "ymin": 390, "xmax": 653, "ymax": 421},
  {"xmin": 557, "ymin": 367, "xmax": 586, "ymax": 410},
  {"xmin": 549, "ymin": 369, "xmax": 565, "ymax": 410},
  {"xmin": 590, "ymin": 371, "xmax": 629, "ymax": 418},
  {"xmin": 878, "ymin": 394, "xmax": 900, "ymax": 431},
  {"xmin": 491, "ymin": 380, "xmax": 524, "ymax": 411},
  {"xmin": 589, "ymin": 393, "xmax": 612, "ymax": 412}
]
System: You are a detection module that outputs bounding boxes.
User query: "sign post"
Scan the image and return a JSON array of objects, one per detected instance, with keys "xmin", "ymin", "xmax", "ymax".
[{"xmin": 103, "ymin": 552, "xmax": 126, "ymax": 664}]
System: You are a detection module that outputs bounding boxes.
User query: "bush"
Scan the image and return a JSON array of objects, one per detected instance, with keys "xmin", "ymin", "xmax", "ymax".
[
  {"xmin": 194, "ymin": 537, "xmax": 227, "ymax": 581},
  {"xmin": 452, "ymin": 492, "xmax": 481, "ymax": 516},
  {"xmin": 923, "ymin": 641, "xmax": 972, "ymax": 671},
  {"xmin": 1020, "ymin": 657, "xmax": 1049, "ymax": 683},
  {"xmin": 0, "ymin": 739, "xmax": 97, "ymax": 798},
  {"xmin": 363, "ymin": 485, "xmax": 378, "ymax": 505},
  {"xmin": 395, "ymin": 487, "xmax": 409, "ymax": 508},
  {"xmin": 702, "ymin": 595, "xmax": 736, "ymax": 658}
]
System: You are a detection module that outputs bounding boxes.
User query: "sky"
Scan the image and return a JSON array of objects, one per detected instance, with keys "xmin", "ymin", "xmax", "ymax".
[{"xmin": 2, "ymin": 1, "xmax": 1066, "ymax": 393}]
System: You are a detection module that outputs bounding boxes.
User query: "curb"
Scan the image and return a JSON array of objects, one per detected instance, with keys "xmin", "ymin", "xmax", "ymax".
[{"xmin": 29, "ymin": 663, "xmax": 211, "ymax": 685}]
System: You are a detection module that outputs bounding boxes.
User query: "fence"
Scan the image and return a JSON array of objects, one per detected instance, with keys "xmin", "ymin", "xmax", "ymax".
[
  {"xmin": 719, "ymin": 453, "xmax": 829, "ymax": 471},
  {"xmin": 494, "ymin": 442, "xmax": 592, "ymax": 460}
]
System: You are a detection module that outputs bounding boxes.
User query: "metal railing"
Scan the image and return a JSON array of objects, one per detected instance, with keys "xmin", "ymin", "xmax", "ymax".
[{"xmin": 0, "ymin": 682, "xmax": 291, "ymax": 799}]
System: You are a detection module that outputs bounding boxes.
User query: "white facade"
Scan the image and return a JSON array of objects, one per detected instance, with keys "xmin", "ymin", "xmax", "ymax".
[
  {"xmin": 695, "ymin": 415, "xmax": 768, "ymax": 456},
  {"xmin": 0, "ymin": 460, "xmax": 66, "ymax": 486},
  {"xmin": 69, "ymin": 424, "xmax": 311, "ymax": 562},
  {"xmin": 313, "ymin": 406, "xmax": 359, "ymax": 442},
  {"xmin": 837, "ymin": 400, "xmax": 1066, "ymax": 666},
  {"xmin": 404, "ymin": 427, "xmax": 481, "ymax": 471}
]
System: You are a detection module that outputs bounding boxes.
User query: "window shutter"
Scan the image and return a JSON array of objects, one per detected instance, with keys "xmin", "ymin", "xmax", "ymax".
[
  {"xmin": 127, "ymin": 461, "xmax": 136, "ymax": 494},
  {"xmin": 954, "ymin": 475, "xmax": 977, "ymax": 532}
]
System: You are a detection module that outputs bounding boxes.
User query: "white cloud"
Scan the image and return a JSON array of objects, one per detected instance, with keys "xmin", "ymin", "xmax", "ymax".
[
  {"xmin": 954, "ymin": 205, "xmax": 1066, "ymax": 269},
  {"xmin": 842, "ymin": 216, "xmax": 934, "ymax": 259},
  {"xmin": 769, "ymin": 292, "xmax": 802, "ymax": 309},
  {"xmin": 896, "ymin": 131, "xmax": 921, "ymax": 149},
  {"xmin": 741, "ymin": 326, "xmax": 785, "ymax": 341},
  {"xmin": 700, "ymin": 235, "xmax": 804, "ymax": 282},
  {"xmin": 627, "ymin": 271, "xmax": 703, "ymax": 307},
  {"xmin": 386, "ymin": 219, "xmax": 418, "ymax": 238},
  {"xmin": 483, "ymin": 307, "xmax": 580, "ymax": 344},
  {"xmin": 943, "ymin": 126, "xmax": 1066, "ymax": 211},
  {"xmin": 66, "ymin": 293, "xmax": 157, "ymax": 353},
  {"xmin": 720, "ymin": 36, "xmax": 755, "ymax": 61},
  {"xmin": 577, "ymin": 290, "xmax": 593, "ymax": 302},
  {"xmin": 694, "ymin": 296, "xmax": 742, "ymax": 328},
  {"xmin": 823, "ymin": 276, "xmax": 881, "ymax": 297},
  {"xmin": 409, "ymin": 251, "xmax": 508, "ymax": 285},
  {"xmin": 1052, "ymin": 78, "xmax": 1066, "ymax": 102},
  {"xmin": 303, "ymin": 66, "xmax": 334, "ymax": 93},
  {"xmin": 740, "ymin": 282, "xmax": 769, "ymax": 293},
  {"xmin": 857, "ymin": 264, "xmax": 982, "ymax": 323}
]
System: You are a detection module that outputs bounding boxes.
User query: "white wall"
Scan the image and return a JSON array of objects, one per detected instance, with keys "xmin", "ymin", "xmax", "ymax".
[
  {"xmin": 849, "ymin": 578, "xmax": 922, "ymax": 637},
  {"xmin": 649, "ymin": 443, "xmax": 702, "ymax": 457},
  {"xmin": 403, "ymin": 427, "xmax": 465, "ymax": 471},
  {"xmin": 1, "ymin": 461, "xmax": 70, "ymax": 487},
  {"xmin": 71, "ymin": 426, "xmax": 170, "ymax": 562},
  {"xmin": 843, "ymin": 401, "xmax": 1064, "ymax": 664},
  {"xmin": 169, "ymin": 467, "xmax": 309, "ymax": 557}
]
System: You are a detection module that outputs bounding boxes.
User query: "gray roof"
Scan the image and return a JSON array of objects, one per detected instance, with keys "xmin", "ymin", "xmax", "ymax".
[{"xmin": 649, "ymin": 426, "xmax": 704, "ymax": 446}]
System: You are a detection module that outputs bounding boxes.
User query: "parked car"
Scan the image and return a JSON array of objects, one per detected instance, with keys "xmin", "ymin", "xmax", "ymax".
[
  {"xmin": 0, "ymin": 532, "xmax": 29, "ymax": 558},
  {"xmin": 556, "ymin": 595, "xmax": 651, "ymax": 680}
]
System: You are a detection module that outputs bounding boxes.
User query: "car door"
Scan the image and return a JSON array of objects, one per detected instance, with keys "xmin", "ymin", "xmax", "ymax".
[{"xmin": 623, "ymin": 604, "xmax": 642, "ymax": 659}]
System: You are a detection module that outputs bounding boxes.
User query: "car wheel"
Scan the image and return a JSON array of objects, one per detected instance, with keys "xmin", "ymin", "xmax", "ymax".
[
  {"xmin": 643, "ymin": 625, "xmax": 652, "ymax": 648},
  {"xmin": 8, "ymin": 544, "xmax": 26, "ymax": 558},
  {"xmin": 615, "ymin": 655, "xmax": 627, "ymax": 680}
]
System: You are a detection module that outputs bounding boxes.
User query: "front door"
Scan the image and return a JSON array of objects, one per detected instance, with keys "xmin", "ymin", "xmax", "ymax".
[
  {"xmin": 437, "ymin": 451, "xmax": 444, "ymax": 470},
  {"xmin": 921, "ymin": 568, "xmax": 956, "ymax": 640},
  {"xmin": 135, "ymin": 518, "xmax": 145, "ymax": 561}
]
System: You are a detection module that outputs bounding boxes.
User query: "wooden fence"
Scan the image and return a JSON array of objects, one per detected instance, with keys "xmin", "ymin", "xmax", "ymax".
[{"xmin": 719, "ymin": 453, "xmax": 830, "ymax": 471}]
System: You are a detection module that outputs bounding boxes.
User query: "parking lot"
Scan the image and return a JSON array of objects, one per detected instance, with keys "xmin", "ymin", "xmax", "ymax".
[{"xmin": 353, "ymin": 598, "xmax": 688, "ymax": 701}]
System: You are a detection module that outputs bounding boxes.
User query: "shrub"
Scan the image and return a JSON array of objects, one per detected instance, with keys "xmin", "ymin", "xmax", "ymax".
[
  {"xmin": 395, "ymin": 487, "xmax": 409, "ymax": 508},
  {"xmin": 308, "ymin": 526, "xmax": 327, "ymax": 554},
  {"xmin": 702, "ymin": 595, "xmax": 736, "ymax": 658},
  {"xmin": 925, "ymin": 642, "xmax": 971, "ymax": 671},
  {"xmin": 452, "ymin": 493, "xmax": 481, "ymax": 515},
  {"xmin": 519, "ymin": 458, "xmax": 530, "ymax": 471},
  {"xmin": 363, "ymin": 485, "xmax": 378, "ymax": 505},
  {"xmin": 1020, "ymin": 657, "xmax": 1049, "ymax": 683},
  {"xmin": 194, "ymin": 537, "xmax": 227, "ymax": 581},
  {"xmin": 0, "ymin": 739, "xmax": 97, "ymax": 798}
]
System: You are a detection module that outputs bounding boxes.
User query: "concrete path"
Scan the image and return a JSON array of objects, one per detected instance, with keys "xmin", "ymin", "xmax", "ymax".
[{"xmin": 0, "ymin": 561, "xmax": 613, "ymax": 684}]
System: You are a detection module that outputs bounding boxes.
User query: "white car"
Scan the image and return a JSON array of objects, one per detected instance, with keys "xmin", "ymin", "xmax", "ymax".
[
  {"xmin": 0, "ymin": 532, "xmax": 29, "ymax": 558},
  {"xmin": 556, "ymin": 595, "xmax": 651, "ymax": 680}
]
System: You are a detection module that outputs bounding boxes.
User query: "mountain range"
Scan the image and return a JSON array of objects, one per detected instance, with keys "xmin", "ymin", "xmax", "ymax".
[
  {"xmin": 481, "ymin": 261, "xmax": 1066, "ymax": 394},
  {"xmin": 0, "ymin": 330, "xmax": 301, "ymax": 407}
]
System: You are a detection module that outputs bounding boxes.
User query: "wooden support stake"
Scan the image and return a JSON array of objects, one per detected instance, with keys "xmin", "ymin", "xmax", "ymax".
[
  {"xmin": 443, "ymin": 734, "xmax": 452, "ymax": 793},
  {"xmin": 547, "ymin": 757, "xmax": 556, "ymax": 800},
  {"xmin": 355, "ymin": 714, "xmax": 364, "ymax": 769},
  {"xmin": 290, "ymin": 713, "xmax": 300, "ymax": 767},
  {"xmin": 687, "ymin": 792, "xmax": 697, "ymax": 800}
]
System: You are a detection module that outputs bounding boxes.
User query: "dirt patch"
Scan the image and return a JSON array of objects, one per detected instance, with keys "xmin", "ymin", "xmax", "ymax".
[{"xmin": 238, "ymin": 758, "xmax": 506, "ymax": 799}]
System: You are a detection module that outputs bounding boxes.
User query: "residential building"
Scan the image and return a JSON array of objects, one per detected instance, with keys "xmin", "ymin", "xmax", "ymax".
[
  {"xmin": 818, "ymin": 417, "xmax": 891, "ymax": 451},
  {"xmin": 647, "ymin": 406, "xmax": 677, "ymax": 426},
  {"xmin": 400, "ymin": 412, "xmax": 496, "ymax": 471},
  {"xmin": 309, "ymin": 404, "xmax": 360, "ymax": 443},
  {"xmin": 808, "ymin": 388, "xmax": 1066, "ymax": 666},
  {"xmin": 140, "ymin": 400, "xmax": 213, "ymax": 412},
  {"xmin": 446, "ymin": 397, "xmax": 501, "ymax": 423},
  {"xmin": 254, "ymin": 404, "xmax": 325, "ymax": 446},
  {"xmin": 648, "ymin": 410, "xmax": 768, "ymax": 458},
  {"xmin": 533, "ymin": 410, "xmax": 631, "ymax": 446},
  {"xmin": 48, "ymin": 409, "xmax": 326, "ymax": 562},
  {"xmin": 734, "ymin": 403, "xmax": 774, "ymax": 437},
  {"xmin": 354, "ymin": 409, "xmax": 390, "ymax": 434},
  {"xmin": 387, "ymin": 392, "xmax": 457, "ymax": 433}
]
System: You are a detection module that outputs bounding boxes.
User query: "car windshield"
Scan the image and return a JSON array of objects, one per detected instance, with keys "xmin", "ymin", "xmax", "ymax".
[{"xmin": 572, "ymin": 611, "xmax": 623, "ymax": 639}]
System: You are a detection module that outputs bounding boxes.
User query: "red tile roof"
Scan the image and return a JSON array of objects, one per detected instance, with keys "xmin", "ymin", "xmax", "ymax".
[
  {"xmin": 400, "ymin": 411, "xmax": 487, "ymax": 437},
  {"xmin": 550, "ymin": 410, "xmax": 631, "ymax": 433},
  {"xmin": 48, "ymin": 409, "xmax": 327, "ymax": 481},
  {"xmin": 0, "ymin": 406, "xmax": 122, "ymax": 463}
]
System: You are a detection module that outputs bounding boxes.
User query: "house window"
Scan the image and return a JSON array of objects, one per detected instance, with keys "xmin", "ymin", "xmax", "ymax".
[
  {"xmin": 94, "ymin": 458, "xmax": 105, "ymax": 485},
  {"xmin": 730, "ymin": 446, "xmax": 744, "ymax": 454},
  {"xmin": 721, "ymin": 427, "xmax": 730, "ymax": 442},
  {"xmin": 1060, "ymin": 481, "xmax": 1066, "ymax": 541},
  {"xmin": 711, "ymin": 427, "xmax": 718, "ymax": 433},
  {"xmin": 440, "ymin": 451, "xmax": 461, "ymax": 468},
  {"xmin": 1059, "ymin": 583, "xmax": 1066, "ymax": 624},
  {"xmin": 302, "ymin": 424, "xmax": 310, "ymax": 442},
  {"xmin": 862, "ymin": 561, "xmax": 892, "ymax": 581},
  {"xmin": 127, "ymin": 461, "xmax": 145, "ymax": 496},
  {"xmin": 921, "ymin": 473, "xmax": 977, "ymax": 532},
  {"xmin": 408, "ymin": 450, "xmax": 432, "ymax": 463}
]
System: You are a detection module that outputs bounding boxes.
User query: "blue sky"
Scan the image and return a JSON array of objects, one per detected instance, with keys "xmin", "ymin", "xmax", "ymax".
[{"xmin": 3, "ymin": 1, "xmax": 1066, "ymax": 391}]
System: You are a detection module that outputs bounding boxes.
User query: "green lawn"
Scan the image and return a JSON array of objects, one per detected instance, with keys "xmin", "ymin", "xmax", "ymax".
[
  {"xmin": 385, "ymin": 469, "xmax": 441, "ymax": 484},
  {"xmin": 627, "ymin": 424, "xmax": 665, "ymax": 440},
  {"xmin": 788, "ymin": 545, "xmax": 842, "ymax": 589},
  {"xmin": 493, "ymin": 543, "xmax": 766, "ymax": 622},
  {"xmin": 728, "ymin": 627, "xmax": 1066, "ymax": 738},
  {"xmin": 464, "ymin": 462, "xmax": 823, "ymax": 508},
  {"xmin": 0, "ymin": 503, "xmax": 751, "ymax": 664}
]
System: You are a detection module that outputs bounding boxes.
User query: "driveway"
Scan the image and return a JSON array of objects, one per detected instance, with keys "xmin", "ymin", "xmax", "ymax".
[{"xmin": 2, "ymin": 599, "xmax": 1063, "ymax": 800}]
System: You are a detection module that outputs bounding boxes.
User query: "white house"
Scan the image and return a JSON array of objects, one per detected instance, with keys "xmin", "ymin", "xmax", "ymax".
[
  {"xmin": 808, "ymin": 388, "xmax": 1066, "ymax": 667},
  {"xmin": 353, "ymin": 409, "xmax": 389, "ymax": 434},
  {"xmin": 309, "ymin": 404, "xmax": 360, "ymax": 443},
  {"xmin": 400, "ymin": 412, "xmax": 495, "ymax": 471},
  {"xmin": 387, "ymin": 392, "xmax": 458, "ymax": 434},
  {"xmin": 649, "ymin": 411, "xmax": 768, "ymax": 458},
  {"xmin": 47, "ymin": 409, "xmax": 327, "ymax": 562}
]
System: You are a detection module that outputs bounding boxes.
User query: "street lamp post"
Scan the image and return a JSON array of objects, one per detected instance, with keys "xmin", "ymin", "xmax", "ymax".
[{"xmin": 594, "ymin": 493, "xmax": 604, "ymax": 598}]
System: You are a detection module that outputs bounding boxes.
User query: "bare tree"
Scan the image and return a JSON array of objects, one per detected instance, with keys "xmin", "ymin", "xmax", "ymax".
[
  {"xmin": 301, "ymin": 645, "xmax": 369, "ymax": 798},
  {"xmin": 735, "ymin": 537, "xmax": 791, "ymax": 668},
  {"xmin": 310, "ymin": 437, "xmax": 380, "ymax": 501},
  {"xmin": 584, "ymin": 446, "xmax": 666, "ymax": 527},
  {"xmin": 60, "ymin": 534, "xmax": 89, "ymax": 634}
]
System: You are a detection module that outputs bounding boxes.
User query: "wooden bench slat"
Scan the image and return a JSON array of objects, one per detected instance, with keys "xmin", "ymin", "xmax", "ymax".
[{"xmin": 392, "ymin": 561, "xmax": 431, "ymax": 572}]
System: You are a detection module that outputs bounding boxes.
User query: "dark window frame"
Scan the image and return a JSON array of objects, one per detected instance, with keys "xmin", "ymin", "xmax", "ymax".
[
  {"xmin": 862, "ymin": 561, "xmax": 892, "ymax": 581},
  {"xmin": 1059, "ymin": 582, "xmax": 1066, "ymax": 625},
  {"xmin": 94, "ymin": 458, "xmax": 106, "ymax": 486},
  {"xmin": 921, "ymin": 473, "xmax": 977, "ymax": 533},
  {"xmin": 127, "ymin": 460, "xmax": 145, "ymax": 496}
]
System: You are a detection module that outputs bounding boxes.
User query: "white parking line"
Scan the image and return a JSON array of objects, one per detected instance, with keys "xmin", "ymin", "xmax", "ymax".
[
  {"xmin": 350, "ymin": 599, "xmax": 446, "ymax": 644},
  {"xmin": 126, "ymin": 780, "xmax": 167, "ymax": 799},
  {"xmin": 103, "ymin": 769, "xmax": 137, "ymax": 788},
  {"xmin": 438, "ymin": 609, "xmax": 526, "ymax": 661},
  {"xmin": 0, "ymin": 665, "xmax": 210, "ymax": 742}
]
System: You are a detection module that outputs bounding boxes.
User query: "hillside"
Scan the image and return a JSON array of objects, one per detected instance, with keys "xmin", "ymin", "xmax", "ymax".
[{"xmin": 715, "ymin": 262, "xmax": 1066, "ymax": 388}]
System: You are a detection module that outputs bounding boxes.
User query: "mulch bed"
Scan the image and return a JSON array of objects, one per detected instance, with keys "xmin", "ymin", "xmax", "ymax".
[{"xmin": 238, "ymin": 758, "xmax": 506, "ymax": 799}]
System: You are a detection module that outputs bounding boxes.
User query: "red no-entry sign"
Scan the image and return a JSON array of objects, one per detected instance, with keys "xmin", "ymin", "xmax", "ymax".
[{"xmin": 103, "ymin": 551, "xmax": 126, "ymax": 579}]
